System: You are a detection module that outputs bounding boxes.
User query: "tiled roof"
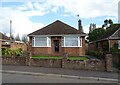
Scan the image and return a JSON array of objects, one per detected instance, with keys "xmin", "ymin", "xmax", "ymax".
[
  {"xmin": 28, "ymin": 20, "xmax": 84, "ymax": 36},
  {"xmin": 0, "ymin": 32, "xmax": 10, "ymax": 40}
]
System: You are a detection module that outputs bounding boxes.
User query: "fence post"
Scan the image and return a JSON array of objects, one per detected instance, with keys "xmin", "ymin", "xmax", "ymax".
[
  {"xmin": 105, "ymin": 53, "xmax": 112, "ymax": 72},
  {"xmin": 62, "ymin": 53, "xmax": 68, "ymax": 68},
  {"xmin": 26, "ymin": 52, "xmax": 32, "ymax": 66}
]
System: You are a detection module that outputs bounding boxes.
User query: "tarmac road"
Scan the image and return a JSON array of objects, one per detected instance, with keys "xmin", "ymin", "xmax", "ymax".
[{"xmin": 2, "ymin": 73, "xmax": 114, "ymax": 83}]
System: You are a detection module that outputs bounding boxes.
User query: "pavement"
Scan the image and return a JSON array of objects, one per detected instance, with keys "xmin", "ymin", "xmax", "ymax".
[{"xmin": 1, "ymin": 65, "xmax": 120, "ymax": 82}]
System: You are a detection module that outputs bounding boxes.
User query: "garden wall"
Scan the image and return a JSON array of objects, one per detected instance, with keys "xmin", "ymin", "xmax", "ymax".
[
  {"xmin": 2, "ymin": 57, "xmax": 26, "ymax": 65},
  {"xmin": 2, "ymin": 56, "xmax": 109, "ymax": 71},
  {"xmin": 62, "ymin": 59, "xmax": 105, "ymax": 71},
  {"xmin": 31, "ymin": 58, "xmax": 62, "ymax": 68}
]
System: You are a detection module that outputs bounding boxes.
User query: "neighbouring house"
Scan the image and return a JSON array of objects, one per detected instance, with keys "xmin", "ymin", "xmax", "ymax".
[
  {"xmin": 0, "ymin": 32, "xmax": 27, "ymax": 51},
  {"xmin": 28, "ymin": 20, "xmax": 86, "ymax": 56},
  {"xmin": 10, "ymin": 41, "xmax": 27, "ymax": 51},
  {"xmin": 0, "ymin": 32, "xmax": 11, "ymax": 49},
  {"xmin": 88, "ymin": 24, "xmax": 120, "ymax": 52}
]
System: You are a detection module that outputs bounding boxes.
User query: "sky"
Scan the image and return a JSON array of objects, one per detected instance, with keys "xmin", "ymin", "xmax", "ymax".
[{"xmin": 0, "ymin": 0, "xmax": 119, "ymax": 38}]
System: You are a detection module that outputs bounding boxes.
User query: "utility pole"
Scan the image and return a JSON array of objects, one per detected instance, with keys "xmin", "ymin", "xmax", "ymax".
[{"xmin": 10, "ymin": 20, "xmax": 12, "ymax": 40}]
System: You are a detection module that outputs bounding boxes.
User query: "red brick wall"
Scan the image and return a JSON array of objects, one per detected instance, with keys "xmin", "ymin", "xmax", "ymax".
[
  {"xmin": 11, "ymin": 42, "xmax": 27, "ymax": 51},
  {"xmin": 29, "ymin": 36, "xmax": 86, "ymax": 56},
  {"xmin": 81, "ymin": 36, "xmax": 86, "ymax": 55},
  {"xmin": 88, "ymin": 43, "xmax": 96, "ymax": 50},
  {"xmin": 62, "ymin": 47, "xmax": 79, "ymax": 56},
  {"xmin": 32, "ymin": 47, "xmax": 51, "ymax": 55}
]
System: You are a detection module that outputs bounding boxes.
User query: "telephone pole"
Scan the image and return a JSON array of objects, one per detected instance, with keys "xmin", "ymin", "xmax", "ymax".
[{"xmin": 10, "ymin": 20, "xmax": 12, "ymax": 40}]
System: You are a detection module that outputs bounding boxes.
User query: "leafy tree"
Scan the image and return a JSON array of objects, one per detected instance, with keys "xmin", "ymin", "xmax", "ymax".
[
  {"xmin": 88, "ymin": 28, "xmax": 105, "ymax": 42},
  {"xmin": 22, "ymin": 34, "xmax": 28, "ymax": 44},
  {"xmin": 108, "ymin": 19, "xmax": 113, "ymax": 25},
  {"xmin": 102, "ymin": 19, "xmax": 113, "ymax": 28},
  {"xmin": 15, "ymin": 34, "xmax": 21, "ymax": 41}
]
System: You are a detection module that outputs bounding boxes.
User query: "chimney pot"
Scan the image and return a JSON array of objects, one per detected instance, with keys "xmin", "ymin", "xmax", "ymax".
[{"xmin": 78, "ymin": 19, "xmax": 83, "ymax": 32}]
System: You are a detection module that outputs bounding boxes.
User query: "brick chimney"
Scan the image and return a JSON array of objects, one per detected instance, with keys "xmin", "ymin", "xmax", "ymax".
[{"xmin": 78, "ymin": 19, "xmax": 83, "ymax": 33}]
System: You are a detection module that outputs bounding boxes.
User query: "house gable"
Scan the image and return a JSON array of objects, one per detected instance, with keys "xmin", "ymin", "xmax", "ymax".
[
  {"xmin": 109, "ymin": 28, "xmax": 120, "ymax": 39},
  {"xmin": 0, "ymin": 32, "xmax": 10, "ymax": 41},
  {"xmin": 99, "ymin": 24, "xmax": 120, "ymax": 40},
  {"xmin": 28, "ymin": 20, "xmax": 85, "ymax": 36}
]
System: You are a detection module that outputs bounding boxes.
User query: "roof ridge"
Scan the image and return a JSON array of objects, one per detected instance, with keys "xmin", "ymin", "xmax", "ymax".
[{"xmin": 28, "ymin": 20, "xmax": 84, "ymax": 36}]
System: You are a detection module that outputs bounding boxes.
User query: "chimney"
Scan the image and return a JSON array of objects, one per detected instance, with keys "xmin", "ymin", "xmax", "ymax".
[{"xmin": 78, "ymin": 19, "xmax": 83, "ymax": 33}]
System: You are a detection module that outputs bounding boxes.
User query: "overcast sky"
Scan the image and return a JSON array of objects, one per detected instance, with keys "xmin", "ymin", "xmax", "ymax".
[{"xmin": 0, "ymin": 0, "xmax": 119, "ymax": 37}]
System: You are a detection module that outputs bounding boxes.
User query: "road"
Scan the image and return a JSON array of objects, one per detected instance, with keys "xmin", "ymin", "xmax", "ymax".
[
  {"xmin": 3, "ymin": 65, "xmax": 118, "ymax": 79},
  {"xmin": 2, "ymin": 73, "xmax": 115, "ymax": 83}
]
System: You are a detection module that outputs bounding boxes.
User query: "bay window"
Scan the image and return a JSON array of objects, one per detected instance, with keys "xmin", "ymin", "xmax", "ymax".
[
  {"xmin": 62, "ymin": 36, "xmax": 82, "ymax": 47},
  {"xmin": 32, "ymin": 37, "xmax": 51, "ymax": 47}
]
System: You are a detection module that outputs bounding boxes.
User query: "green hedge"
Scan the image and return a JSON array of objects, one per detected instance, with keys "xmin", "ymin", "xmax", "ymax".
[
  {"xmin": 2, "ymin": 48, "xmax": 23, "ymax": 57},
  {"xmin": 87, "ymin": 50, "xmax": 104, "ymax": 59}
]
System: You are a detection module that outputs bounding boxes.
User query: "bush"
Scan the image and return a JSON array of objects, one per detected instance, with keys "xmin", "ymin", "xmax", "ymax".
[
  {"xmin": 110, "ymin": 43, "xmax": 120, "ymax": 53},
  {"xmin": 87, "ymin": 50, "xmax": 104, "ymax": 59},
  {"xmin": 2, "ymin": 48, "xmax": 12, "ymax": 56},
  {"xmin": 14, "ymin": 48, "xmax": 23, "ymax": 56},
  {"xmin": 87, "ymin": 50, "xmax": 97, "ymax": 56},
  {"xmin": 2, "ymin": 48, "xmax": 23, "ymax": 57}
]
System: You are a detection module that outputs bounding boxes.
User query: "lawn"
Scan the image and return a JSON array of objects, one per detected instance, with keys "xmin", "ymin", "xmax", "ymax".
[
  {"xmin": 32, "ymin": 56, "xmax": 89, "ymax": 60},
  {"xmin": 32, "ymin": 56, "xmax": 62, "ymax": 60},
  {"xmin": 67, "ymin": 57, "xmax": 89, "ymax": 61}
]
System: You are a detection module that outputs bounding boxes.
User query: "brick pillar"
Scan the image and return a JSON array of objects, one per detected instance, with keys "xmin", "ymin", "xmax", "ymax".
[
  {"xmin": 27, "ymin": 37, "xmax": 32, "ymax": 66},
  {"xmin": 105, "ymin": 53, "xmax": 112, "ymax": 72},
  {"xmin": 62, "ymin": 53, "xmax": 68, "ymax": 68}
]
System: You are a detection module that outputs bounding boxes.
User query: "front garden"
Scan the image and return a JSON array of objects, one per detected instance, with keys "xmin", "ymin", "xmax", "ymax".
[
  {"xmin": 32, "ymin": 55, "xmax": 89, "ymax": 61},
  {"xmin": 2, "ymin": 48, "xmax": 27, "ymax": 57}
]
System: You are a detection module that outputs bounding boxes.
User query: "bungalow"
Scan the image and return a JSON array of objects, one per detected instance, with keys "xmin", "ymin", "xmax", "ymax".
[
  {"xmin": 28, "ymin": 20, "xmax": 86, "ymax": 56},
  {"xmin": 88, "ymin": 24, "xmax": 120, "ymax": 52}
]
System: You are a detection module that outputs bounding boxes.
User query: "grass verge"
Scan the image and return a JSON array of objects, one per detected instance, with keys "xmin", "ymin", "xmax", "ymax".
[{"xmin": 32, "ymin": 56, "xmax": 89, "ymax": 60}]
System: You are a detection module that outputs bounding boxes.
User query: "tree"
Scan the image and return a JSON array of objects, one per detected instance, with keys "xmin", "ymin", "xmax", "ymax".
[
  {"xmin": 108, "ymin": 19, "xmax": 113, "ymax": 25},
  {"xmin": 15, "ymin": 34, "xmax": 21, "ymax": 41},
  {"xmin": 88, "ymin": 28, "xmax": 105, "ymax": 42},
  {"xmin": 22, "ymin": 34, "xmax": 28, "ymax": 44},
  {"xmin": 102, "ymin": 19, "xmax": 113, "ymax": 28}
]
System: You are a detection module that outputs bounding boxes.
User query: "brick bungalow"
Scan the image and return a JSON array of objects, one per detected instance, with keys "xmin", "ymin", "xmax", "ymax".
[
  {"xmin": 88, "ymin": 24, "xmax": 120, "ymax": 52},
  {"xmin": 28, "ymin": 20, "xmax": 86, "ymax": 56}
]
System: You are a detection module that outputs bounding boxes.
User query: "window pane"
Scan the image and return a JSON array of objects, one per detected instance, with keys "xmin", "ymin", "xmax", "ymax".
[
  {"xmin": 65, "ymin": 36, "xmax": 78, "ymax": 46},
  {"xmin": 48, "ymin": 37, "xmax": 51, "ymax": 46},
  {"xmin": 62, "ymin": 37, "xmax": 64, "ymax": 46},
  {"xmin": 118, "ymin": 40, "xmax": 120, "ymax": 49},
  {"xmin": 35, "ymin": 37, "xmax": 47, "ymax": 46},
  {"xmin": 32, "ymin": 37, "xmax": 34, "ymax": 46},
  {"xmin": 79, "ymin": 37, "xmax": 82, "ymax": 46}
]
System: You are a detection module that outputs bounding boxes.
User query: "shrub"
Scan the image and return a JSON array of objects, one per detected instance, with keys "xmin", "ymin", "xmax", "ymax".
[
  {"xmin": 87, "ymin": 50, "xmax": 97, "ymax": 56},
  {"xmin": 2, "ymin": 48, "xmax": 12, "ymax": 56},
  {"xmin": 110, "ymin": 43, "xmax": 120, "ymax": 53},
  {"xmin": 14, "ymin": 48, "xmax": 23, "ymax": 56},
  {"xmin": 87, "ymin": 50, "xmax": 104, "ymax": 59},
  {"xmin": 2, "ymin": 48, "xmax": 23, "ymax": 57}
]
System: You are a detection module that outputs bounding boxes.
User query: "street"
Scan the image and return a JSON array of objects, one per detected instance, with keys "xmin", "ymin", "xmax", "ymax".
[{"xmin": 2, "ymin": 73, "xmax": 115, "ymax": 83}]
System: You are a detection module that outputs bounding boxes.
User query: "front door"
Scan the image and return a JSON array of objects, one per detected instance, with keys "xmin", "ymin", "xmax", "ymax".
[{"xmin": 54, "ymin": 40, "xmax": 59, "ymax": 52}]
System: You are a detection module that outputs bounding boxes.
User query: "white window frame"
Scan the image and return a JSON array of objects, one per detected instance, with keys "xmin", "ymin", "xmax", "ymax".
[
  {"xmin": 118, "ymin": 40, "xmax": 120, "ymax": 49},
  {"xmin": 62, "ymin": 36, "xmax": 82, "ymax": 47},
  {"xmin": 32, "ymin": 36, "xmax": 51, "ymax": 47},
  {"xmin": 47, "ymin": 37, "xmax": 51, "ymax": 47},
  {"xmin": 32, "ymin": 37, "xmax": 35, "ymax": 47}
]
